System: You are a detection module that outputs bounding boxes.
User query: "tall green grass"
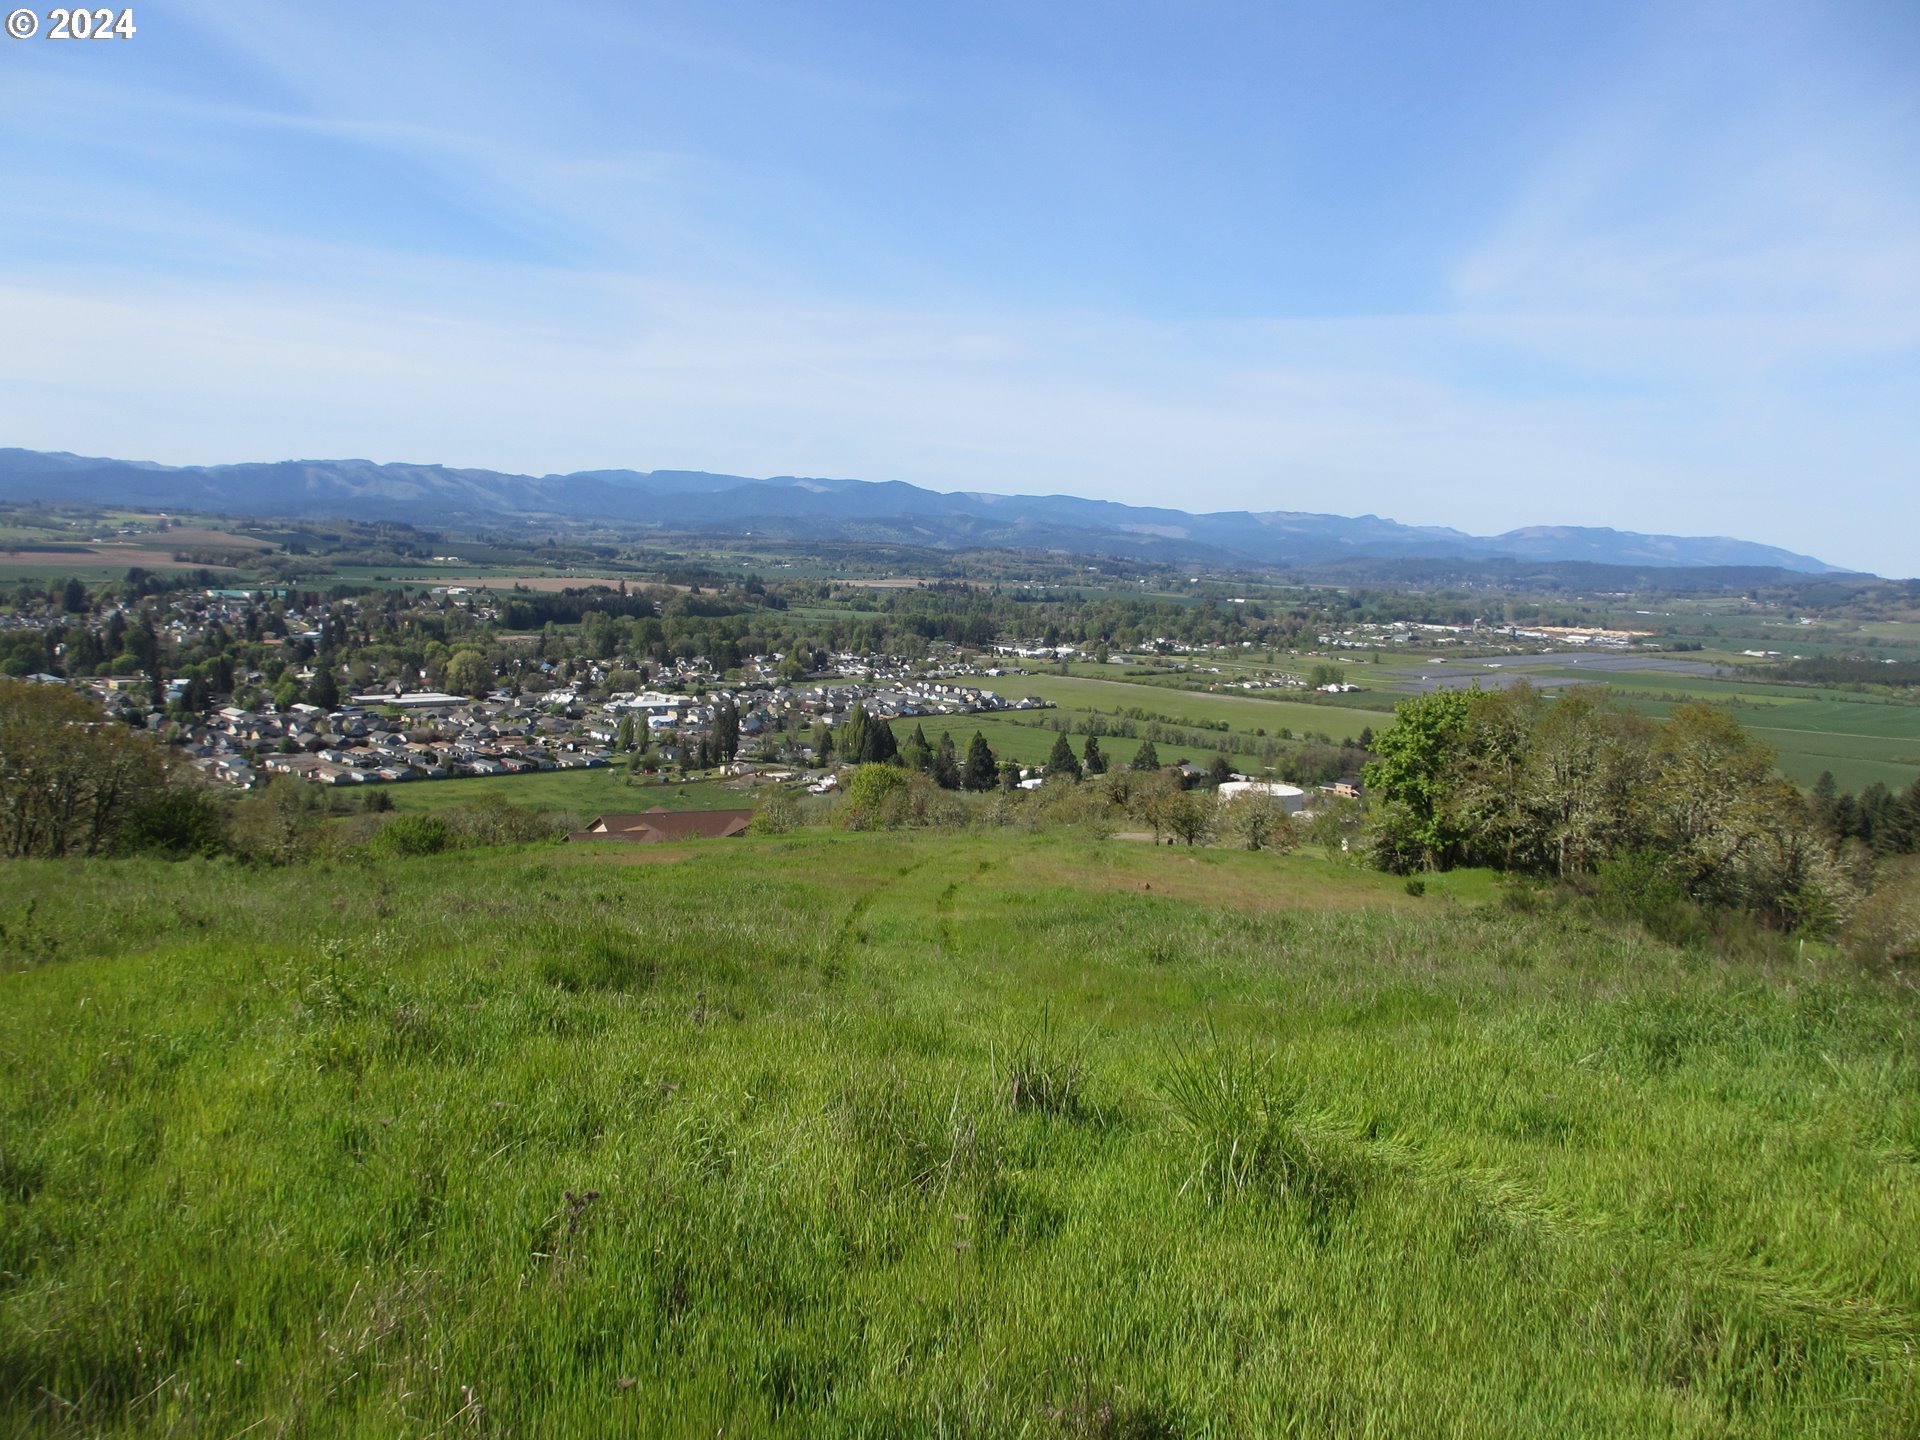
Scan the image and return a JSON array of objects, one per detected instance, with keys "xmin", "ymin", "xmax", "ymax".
[{"xmin": 2, "ymin": 835, "xmax": 1916, "ymax": 1435}]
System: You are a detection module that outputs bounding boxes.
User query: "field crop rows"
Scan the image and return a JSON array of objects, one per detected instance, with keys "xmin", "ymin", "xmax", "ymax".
[{"xmin": 3, "ymin": 834, "xmax": 1916, "ymax": 1436}]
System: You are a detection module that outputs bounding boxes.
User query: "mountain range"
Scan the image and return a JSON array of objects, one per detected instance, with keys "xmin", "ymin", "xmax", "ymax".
[{"xmin": 0, "ymin": 448, "xmax": 1849, "ymax": 574}]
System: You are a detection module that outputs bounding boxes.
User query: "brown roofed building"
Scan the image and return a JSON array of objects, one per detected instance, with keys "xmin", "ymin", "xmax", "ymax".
[{"xmin": 567, "ymin": 807, "xmax": 755, "ymax": 843}]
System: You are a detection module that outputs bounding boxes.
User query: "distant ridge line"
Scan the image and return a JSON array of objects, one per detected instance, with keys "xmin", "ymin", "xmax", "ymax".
[{"xmin": 0, "ymin": 447, "xmax": 1852, "ymax": 575}]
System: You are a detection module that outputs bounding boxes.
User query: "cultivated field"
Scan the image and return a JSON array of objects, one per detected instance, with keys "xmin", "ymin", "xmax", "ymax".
[{"xmin": 3, "ymin": 833, "xmax": 1915, "ymax": 1436}]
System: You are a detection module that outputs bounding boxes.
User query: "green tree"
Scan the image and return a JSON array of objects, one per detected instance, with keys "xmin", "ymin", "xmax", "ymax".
[
  {"xmin": 932, "ymin": 731, "xmax": 961, "ymax": 790},
  {"xmin": 1361, "ymin": 690, "xmax": 1472, "ymax": 871},
  {"xmin": 226, "ymin": 775, "xmax": 324, "ymax": 865},
  {"xmin": 713, "ymin": 700, "xmax": 741, "ymax": 762},
  {"xmin": 963, "ymin": 731, "xmax": 997, "ymax": 791},
  {"xmin": 1130, "ymin": 738, "xmax": 1161, "ymax": 772},
  {"xmin": 838, "ymin": 705, "xmax": 870, "ymax": 765},
  {"xmin": 900, "ymin": 723, "xmax": 933, "ymax": 773},
  {"xmin": 1442, "ymin": 683, "xmax": 1544, "ymax": 872},
  {"xmin": 0, "ymin": 679, "xmax": 169, "ymax": 857},
  {"xmin": 1082, "ymin": 734, "xmax": 1106, "ymax": 776},
  {"xmin": 1140, "ymin": 781, "xmax": 1216, "ymax": 846},
  {"xmin": 1645, "ymin": 701, "xmax": 1781, "ymax": 906},
  {"xmin": 308, "ymin": 664, "xmax": 340, "ymax": 710},
  {"xmin": 444, "ymin": 648, "xmax": 491, "ymax": 698},
  {"xmin": 1220, "ymin": 792, "xmax": 1298, "ymax": 852},
  {"xmin": 119, "ymin": 786, "xmax": 227, "ymax": 858},
  {"xmin": 1047, "ymin": 731, "xmax": 1083, "ymax": 781},
  {"xmin": 1518, "ymin": 688, "xmax": 1650, "ymax": 878},
  {"xmin": 749, "ymin": 787, "xmax": 802, "ymax": 835},
  {"xmin": 865, "ymin": 716, "xmax": 899, "ymax": 765},
  {"xmin": 840, "ymin": 762, "xmax": 909, "ymax": 828}
]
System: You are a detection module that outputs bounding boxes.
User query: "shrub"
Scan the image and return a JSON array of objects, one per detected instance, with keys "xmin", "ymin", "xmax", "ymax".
[
  {"xmin": 444, "ymin": 796, "xmax": 566, "ymax": 847},
  {"xmin": 370, "ymin": 813, "xmax": 452, "ymax": 857},
  {"xmin": 839, "ymin": 763, "xmax": 909, "ymax": 829},
  {"xmin": 227, "ymin": 778, "xmax": 325, "ymax": 865},
  {"xmin": 749, "ymin": 787, "xmax": 803, "ymax": 835},
  {"xmin": 1845, "ymin": 860, "xmax": 1920, "ymax": 968},
  {"xmin": 119, "ymin": 787, "xmax": 227, "ymax": 858},
  {"xmin": 1596, "ymin": 847, "xmax": 1701, "ymax": 944}
]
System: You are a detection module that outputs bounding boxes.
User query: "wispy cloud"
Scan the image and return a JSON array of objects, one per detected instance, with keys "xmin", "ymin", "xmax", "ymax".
[{"xmin": 2, "ymin": 0, "xmax": 1914, "ymax": 572}]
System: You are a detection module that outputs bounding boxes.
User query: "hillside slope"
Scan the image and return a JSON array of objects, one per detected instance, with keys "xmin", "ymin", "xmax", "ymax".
[{"xmin": 2, "ymin": 833, "xmax": 1913, "ymax": 1436}]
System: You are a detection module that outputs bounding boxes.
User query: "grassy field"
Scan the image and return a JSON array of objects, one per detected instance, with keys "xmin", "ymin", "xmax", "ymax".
[
  {"xmin": 973, "ymin": 661, "xmax": 1920, "ymax": 790},
  {"xmin": 975, "ymin": 673, "xmax": 1389, "ymax": 743},
  {"xmin": 2, "ymin": 833, "xmax": 1916, "ymax": 1436},
  {"xmin": 379, "ymin": 768, "xmax": 761, "ymax": 817}
]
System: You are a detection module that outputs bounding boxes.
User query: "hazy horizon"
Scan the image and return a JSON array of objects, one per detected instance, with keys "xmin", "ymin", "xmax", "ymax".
[{"xmin": 3, "ymin": 1, "xmax": 1915, "ymax": 574}]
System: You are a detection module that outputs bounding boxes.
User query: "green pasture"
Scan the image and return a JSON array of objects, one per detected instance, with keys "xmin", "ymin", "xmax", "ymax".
[
  {"xmin": 1580, "ymin": 693, "xmax": 1920, "ymax": 792},
  {"xmin": 376, "ymin": 767, "xmax": 763, "ymax": 817},
  {"xmin": 973, "ymin": 672, "xmax": 1390, "ymax": 743},
  {"xmin": 3, "ymin": 833, "xmax": 1916, "ymax": 1435}
]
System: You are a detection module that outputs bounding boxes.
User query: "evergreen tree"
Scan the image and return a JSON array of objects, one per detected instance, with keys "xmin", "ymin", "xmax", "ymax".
[
  {"xmin": 714, "ymin": 700, "xmax": 740, "ymax": 761},
  {"xmin": 1859, "ymin": 783, "xmax": 1895, "ymax": 846},
  {"xmin": 616, "ymin": 715, "xmax": 635, "ymax": 752},
  {"xmin": 1207, "ymin": 754, "xmax": 1233, "ymax": 787},
  {"xmin": 932, "ymin": 731, "xmax": 961, "ymax": 789},
  {"xmin": 308, "ymin": 661, "xmax": 339, "ymax": 710},
  {"xmin": 1811, "ymin": 770, "xmax": 1838, "ymax": 831},
  {"xmin": 838, "ymin": 705, "xmax": 870, "ymax": 765},
  {"xmin": 867, "ymin": 718, "xmax": 899, "ymax": 765},
  {"xmin": 1082, "ymin": 733, "xmax": 1106, "ymax": 775},
  {"xmin": 963, "ymin": 731, "xmax": 997, "ymax": 791},
  {"xmin": 1131, "ymin": 738, "xmax": 1161, "ymax": 771},
  {"xmin": 1878, "ymin": 777, "xmax": 1920, "ymax": 855},
  {"xmin": 900, "ymin": 727, "xmax": 933, "ymax": 773},
  {"xmin": 1048, "ymin": 731, "xmax": 1083, "ymax": 781}
]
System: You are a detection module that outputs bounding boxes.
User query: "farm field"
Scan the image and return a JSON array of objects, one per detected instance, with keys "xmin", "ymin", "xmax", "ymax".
[
  {"xmin": 972, "ymin": 672, "xmax": 1390, "ymax": 743},
  {"xmin": 2, "ymin": 833, "xmax": 1915, "ymax": 1436},
  {"xmin": 1582, "ymin": 692, "xmax": 1920, "ymax": 793},
  {"xmin": 0, "ymin": 550, "xmax": 244, "ymax": 577},
  {"xmin": 313, "ymin": 567, "xmax": 650, "ymax": 591}
]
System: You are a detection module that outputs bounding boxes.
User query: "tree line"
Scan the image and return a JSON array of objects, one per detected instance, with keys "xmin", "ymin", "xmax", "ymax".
[{"xmin": 1360, "ymin": 683, "xmax": 1860, "ymax": 932}]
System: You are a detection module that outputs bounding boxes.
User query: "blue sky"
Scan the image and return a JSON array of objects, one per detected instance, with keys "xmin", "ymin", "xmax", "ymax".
[{"xmin": 2, "ymin": 1, "xmax": 1916, "ymax": 573}]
